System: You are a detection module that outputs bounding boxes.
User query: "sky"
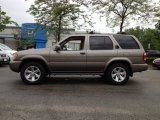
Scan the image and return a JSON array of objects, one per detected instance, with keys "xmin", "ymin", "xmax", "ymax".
[
  {"xmin": 0, "ymin": 0, "xmax": 35, "ymax": 25},
  {"xmin": 0, "ymin": 0, "xmax": 158, "ymax": 33}
]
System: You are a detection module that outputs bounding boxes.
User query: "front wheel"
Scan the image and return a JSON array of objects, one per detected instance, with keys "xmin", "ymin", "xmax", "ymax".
[
  {"xmin": 20, "ymin": 62, "xmax": 46, "ymax": 85},
  {"xmin": 106, "ymin": 63, "xmax": 130, "ymax": 85}
]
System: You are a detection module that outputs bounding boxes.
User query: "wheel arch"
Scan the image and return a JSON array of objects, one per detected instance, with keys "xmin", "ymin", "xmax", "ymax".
[
  {"xmin": 19, "ymin": 57, "xmax": 50, "ymax": 74},
  {"xmin": 104, "ymin": 59, "xmax": 133, "ymax": 76}
]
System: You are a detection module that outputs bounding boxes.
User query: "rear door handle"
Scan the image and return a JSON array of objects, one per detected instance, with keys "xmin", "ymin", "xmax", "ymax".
[{"xmin": 80, "ymin": 52, "xmax": 86, "ymax": 55}]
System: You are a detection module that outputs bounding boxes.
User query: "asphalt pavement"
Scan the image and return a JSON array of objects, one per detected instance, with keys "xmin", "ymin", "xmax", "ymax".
[{"xmin": 0, "ymin": 65, "xmax": 160, "ymax": 120}]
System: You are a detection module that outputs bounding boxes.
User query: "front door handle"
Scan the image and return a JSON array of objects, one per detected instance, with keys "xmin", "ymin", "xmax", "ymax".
[{"xmin": 80, "ymin": 52, "xmax": 86, "ymax": 55}]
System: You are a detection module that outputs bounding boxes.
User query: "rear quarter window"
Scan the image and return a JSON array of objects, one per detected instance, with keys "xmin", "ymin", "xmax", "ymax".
[{"xmin": 113, "ymin": 35, "xmax": 140, "ymax": 49}]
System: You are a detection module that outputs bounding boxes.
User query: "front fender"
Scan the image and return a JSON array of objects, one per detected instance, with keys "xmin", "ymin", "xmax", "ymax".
[
  {"xmin": 21, "ymin": 55, "xmax": 48, "ymax": 64},
  {"xmin": 20, "ymin": 55, "xmax": 50, "ymax": 72}
]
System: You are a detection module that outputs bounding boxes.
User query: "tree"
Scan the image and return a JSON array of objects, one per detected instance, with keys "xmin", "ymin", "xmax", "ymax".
[
  {"xmin": 28, "ymin": 0, "xmax": 90, "ymax": 42},
  {"xmin": 0, "ymin": 6, "xmax": 11, "ymax": 32},
  {"xmin": 155, "ymin": 20, "xmax": 160, "ymax": 30},
  {"xmin": 155, "ymin": 11, "xmax": 160, "ymax": 30},
  {"xmin": 126, "ymin": 27, "xmax": 160, "ymax": 50},
  {"xmin": 90, "ymin": 0, "xmax": 157, "ymax": 33}
]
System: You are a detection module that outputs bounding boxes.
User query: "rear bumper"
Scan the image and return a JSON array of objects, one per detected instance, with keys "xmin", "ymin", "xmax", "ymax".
[
  {"xmin": 9, "ymin": 61, "xmax": 22, "ymax": 72},
  {"xmin": 132, "ymin": 64, "xmax": 148, "ymax": 72}
]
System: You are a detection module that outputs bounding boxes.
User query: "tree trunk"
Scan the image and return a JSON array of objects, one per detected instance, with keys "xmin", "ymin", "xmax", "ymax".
[
  {"xmin": 120, "ymin": 17, "xmax": 124, "ymax": 33},
  {"xmin": 57, "ymin": 16, "xmax": 62, "ymax": 42}
]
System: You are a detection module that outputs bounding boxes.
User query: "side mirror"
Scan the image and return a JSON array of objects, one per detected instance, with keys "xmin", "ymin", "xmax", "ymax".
[{"xmin": 55, "ymin": 45, "xmax": 61, "ymax": 51}]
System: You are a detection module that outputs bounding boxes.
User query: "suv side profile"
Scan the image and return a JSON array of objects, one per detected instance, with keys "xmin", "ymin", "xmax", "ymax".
[{"xmin": 10, "ymin": 34, "xmax": 148, "ymax": 85}]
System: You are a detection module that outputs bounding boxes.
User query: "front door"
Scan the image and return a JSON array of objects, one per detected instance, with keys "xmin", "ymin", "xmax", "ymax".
[{"xmin": 50, "ymin": 36, "xmax": 87, "ymax": 73}]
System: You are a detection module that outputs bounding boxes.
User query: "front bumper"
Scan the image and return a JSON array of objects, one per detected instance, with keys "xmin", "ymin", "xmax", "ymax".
[
  {"xmin": 9, "ymin": 61, "xmax": 22, "ymax": 72},
  {"xmin": 132, "ymin": 64, "xmax": 148, "ymax": 72},
  {"xmin": 0, "ymin": 58, "xmax": 10, "ymax": 64},
  {"xmin": 152, "ymin": 63, "xmax": 160, "ymax": 68}
]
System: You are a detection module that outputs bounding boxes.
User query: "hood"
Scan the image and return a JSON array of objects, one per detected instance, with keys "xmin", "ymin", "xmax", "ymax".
[
  {"xmin": 5, "ymin": 50, "xmax": 17, "ymax": 54},
  {"xmin": 17, "ymin": 48, "xmax": 51, "ymax": 56},
  {"xmin": 0, "ymin": 51, "xmax": 6, "ymax": 54}
]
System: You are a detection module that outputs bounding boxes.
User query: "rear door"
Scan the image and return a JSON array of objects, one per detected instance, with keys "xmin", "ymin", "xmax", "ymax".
[{"xmin": 86, "ymin": 35, "xmax": 117, "ymax": 73}]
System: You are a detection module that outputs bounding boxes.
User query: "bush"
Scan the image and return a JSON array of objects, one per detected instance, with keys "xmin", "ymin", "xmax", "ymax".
[
  {"xmin": 146, "ymin": 57, "xmax": 156, "ymax": 64},
  {"xmin": 16, "ymin": 40, "xmax": 35, "ymax": 51},
  {"xmin": 125, "ymin": 27, "xmax": 160, "ymax": 50},
  {"xmin": 16, "ymin": 40, "xmax": 25, "ymax": 51}
]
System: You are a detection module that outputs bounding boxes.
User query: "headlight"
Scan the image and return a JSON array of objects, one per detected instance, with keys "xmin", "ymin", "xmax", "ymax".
[
  {"xmin": 10, "ymin": 52, "xmax": 16, "ymax": 56},
  {"xmin": 12, "ymin": 52, "xmax": 18, "ymax": 61},
  {"xmin": 10, "ymin": 52, "xmax": 14, "ymax": 55}
]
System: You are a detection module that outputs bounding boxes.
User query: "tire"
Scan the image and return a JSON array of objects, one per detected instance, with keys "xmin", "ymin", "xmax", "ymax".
[
  {"xmin": 106, "ymin": 63, "xmax": 130, "ymax": 85},
  {"xmin": 20, "ymin": 62, "xmax": 46, "ymax": 85}
]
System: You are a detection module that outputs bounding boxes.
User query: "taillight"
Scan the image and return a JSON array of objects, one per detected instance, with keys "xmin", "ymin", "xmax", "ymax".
[{"xmin": 143, "ymin": 52, "xmax": 147, "ymax": 61}]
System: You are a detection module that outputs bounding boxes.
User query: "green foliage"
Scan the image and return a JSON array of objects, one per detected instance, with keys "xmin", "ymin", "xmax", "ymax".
[
  {"xmin": 146, "ymin": 57, "xmax": 156, "ymax": 64},
  {"xmin": 89, "ymin": 0, "xmax": 158, "ymax": 33},
  {"xmin": 16, "ymin": 40, "xmax": 25, "ymax": 51},
  {"xmin": 27, "ymin": 39, "xmax": 34, "ymax": 47},
  {"xmin": 125, "ymin": 27, "xmax": 160, "ymax": 50},
  {"xmin": 156, "ymin": 20, "xmax": 160, "ymax": 30},
  {"xmin": 0, "ymin": 6, "xmax": 11, "ymax": 31},
  {"xmin": 28, "ymin": 0, "xmax": 90, "ymax": 42},
  {"xmin": 155, "ymin": 9, "xmax": 160, "ymax": 30},
  {"xmin": 16, "ymin": 40, "xmax": 35, "ymax": 51}
]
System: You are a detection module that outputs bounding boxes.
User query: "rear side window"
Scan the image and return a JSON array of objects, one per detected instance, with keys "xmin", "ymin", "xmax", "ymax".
[
  {"xmin": 113, "ymin": 35, "xmax": 140, "ymax": 49},
  {"xmin": 90, "ymin": 36, "xmax": 113, "ymax": 50}
]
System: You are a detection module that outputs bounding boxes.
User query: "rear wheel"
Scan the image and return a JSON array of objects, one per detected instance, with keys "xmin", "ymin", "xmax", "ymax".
[
  {"xmin": 106, "ymin": 63, "xmax": 130, "ymax": 85},
  {"xmin": 20, "ymin": 62, "xmax": 46, "ymax": 85}
]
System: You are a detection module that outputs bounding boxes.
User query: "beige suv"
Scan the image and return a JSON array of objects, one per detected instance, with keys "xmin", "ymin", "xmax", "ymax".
[{"xmin": 10, "ymin": 34, "xmax": 148, "ymax": 85}]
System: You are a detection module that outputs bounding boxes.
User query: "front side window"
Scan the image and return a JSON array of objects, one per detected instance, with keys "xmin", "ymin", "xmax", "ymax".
[
  {"xmin": 60, "ymin": 36, "xmax": 85, "ymax": 51},
  {"xmin": 90, "ymin": 36, "xmax": 113, "ymax": 50},
  {"xmin": 113, "ymin": 35, "xmax": 140, "ymax": 49}
]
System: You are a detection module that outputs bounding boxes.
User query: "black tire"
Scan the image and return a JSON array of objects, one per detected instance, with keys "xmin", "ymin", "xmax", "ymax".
[
  {"xmin": 20, "ymin": 62, "xmax": 46, "ymax": 85},
  {"xmin": 106, "ymin": 63, "xmax": 130, "ymax": 85}
]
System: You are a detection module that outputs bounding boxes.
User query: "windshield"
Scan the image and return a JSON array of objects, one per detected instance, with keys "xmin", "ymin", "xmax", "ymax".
[{"xmin": 0, "ymin": 44, "xmax": 12, "ymax": 50}]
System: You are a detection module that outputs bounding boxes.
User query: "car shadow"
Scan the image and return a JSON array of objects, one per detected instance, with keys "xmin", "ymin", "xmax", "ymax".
[
  {"xmin": 41, "ymin": 76, "xmax": 139, "ymax": 86},
  {"xmin": 13, "ymin": 76, "xmax": 139, "ymax": 87},
  {"xmin": 43, "ymin": 76, "xmax": 108, "ymax": 85},
  {"xmin": 0, "ymin": 65, "xmax": 8, "ymax": 67},
  {"xmin": 11, "ymin": 76, "xmax": 141, "ymax": 95}
]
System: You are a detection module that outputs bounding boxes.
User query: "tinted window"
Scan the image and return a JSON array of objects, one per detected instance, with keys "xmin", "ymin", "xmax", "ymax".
[
  {"xmin": 113, "ymin": 35, "xmax": 140, "ymax": 49},
  {"xmin": 90, "ymin": 36, "xmax": 113, "ymax": 50}
]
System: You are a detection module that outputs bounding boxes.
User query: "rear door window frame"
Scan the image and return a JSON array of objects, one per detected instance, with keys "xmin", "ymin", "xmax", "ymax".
[{"xmin": 89, "ymin": 36, "xmax": 114, "ymax": 50}]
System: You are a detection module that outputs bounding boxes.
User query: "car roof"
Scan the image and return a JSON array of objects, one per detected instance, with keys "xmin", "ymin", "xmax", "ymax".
[{"xmin": 66, "ymin": 33, "xmax": 133, "ymax": 37}]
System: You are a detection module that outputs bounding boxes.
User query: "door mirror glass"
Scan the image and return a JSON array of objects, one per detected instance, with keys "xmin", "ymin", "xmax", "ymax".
[{"xmin": 55, "ymin": 45, "xmax": 61, "ymax": 51}]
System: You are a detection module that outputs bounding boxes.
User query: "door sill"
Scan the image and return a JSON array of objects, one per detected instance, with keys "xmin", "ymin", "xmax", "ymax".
[{"xmin": 50, "ymin": 72, "xmax": 104, "ymax": 75}]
